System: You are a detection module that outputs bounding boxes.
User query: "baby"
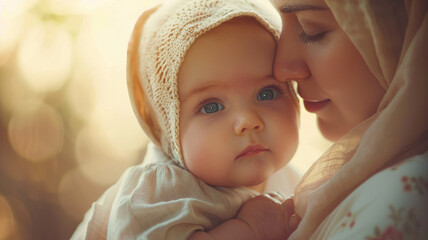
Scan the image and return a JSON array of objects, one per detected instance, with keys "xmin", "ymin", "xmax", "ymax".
[{"xmin": 72, "ymin": 0, "xmax": 299, "ymax": 239}]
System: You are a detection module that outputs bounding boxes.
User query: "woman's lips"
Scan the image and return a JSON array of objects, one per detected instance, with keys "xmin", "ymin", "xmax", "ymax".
[
  {"xmin": 297, "ymin": 89, "xmax": 330, "ymax": 113},
  {"xmin": 235, "ymin": 145, "xmax": 269, "ymax": 160},
  {"xmin": 303, "ymin": 99, "xmax": 330, "ymax": 113}
]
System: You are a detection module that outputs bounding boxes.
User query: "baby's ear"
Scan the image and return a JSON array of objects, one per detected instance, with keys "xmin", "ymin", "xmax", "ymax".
[{"xmin": 127, "ymin": 3, "xmax": 163, "ymax": 148}]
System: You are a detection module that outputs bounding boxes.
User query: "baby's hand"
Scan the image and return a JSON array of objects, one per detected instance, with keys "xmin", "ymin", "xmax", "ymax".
[{"xmin": 236, "ymin": 193, "xmax": 299, "ymax": 239}]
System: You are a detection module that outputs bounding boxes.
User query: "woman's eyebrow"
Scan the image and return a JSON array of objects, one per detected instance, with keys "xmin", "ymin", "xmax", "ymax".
[{"xmin": 280, "ymin": 4, "xmax": 328, "ymax": 13}]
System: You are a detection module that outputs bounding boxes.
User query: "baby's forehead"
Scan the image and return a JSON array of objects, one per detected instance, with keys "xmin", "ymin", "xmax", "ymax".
[
  {"xmin": 204, "ymin": 16, "xmax": 271, "ymax": 36},
  {"xmin": 176, "ymin": 21, "xmax": 276, "ymax": 95}
]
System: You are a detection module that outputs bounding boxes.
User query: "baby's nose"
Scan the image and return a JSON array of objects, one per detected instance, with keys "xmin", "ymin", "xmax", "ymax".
[{"xmin": 234, "ymin": 110, "xmax": 264, "ymax": 135}]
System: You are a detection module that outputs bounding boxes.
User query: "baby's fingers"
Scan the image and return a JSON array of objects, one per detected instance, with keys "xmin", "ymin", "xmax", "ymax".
[
  {"xmin": 281, "ymin": 197, "xmax": 295, "ymax": 215},
  {"xmin": 263, "ymin": 191, "xmax": 286, "ymax": 205}
]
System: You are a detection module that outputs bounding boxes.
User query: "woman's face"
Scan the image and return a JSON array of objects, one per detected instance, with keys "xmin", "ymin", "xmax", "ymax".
[{"xmin": 271, "ymin": 0, "xmax": 386, "ymax": 141}]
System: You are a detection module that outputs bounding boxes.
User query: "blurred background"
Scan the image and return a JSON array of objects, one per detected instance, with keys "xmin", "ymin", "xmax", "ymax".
[{"xmin": 0, "ymin": 0, "xmax": 331, "ymax": 239}]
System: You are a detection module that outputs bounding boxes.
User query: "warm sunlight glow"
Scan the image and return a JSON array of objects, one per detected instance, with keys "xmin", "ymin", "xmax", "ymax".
[
  {"xmin": 292, "ymin": 103, "xmax": 332, "ymax": 174},
  {"xmin": 8, "ymin": 102, "xmax": 64, "ymax": 163},
  {"xmin": 74, "ymin": 125, "xmax": 142, "ymax": 185},
  {"xmin": 46, "ymin": 0, "xmax": 109, "ymax": 14},
  {"xmin": 17, "ymin": 21, "xmax": 72, "ymax": 92},
  {"xmin": 0, "ymin": 195, "xmax": 15, "ymax": 240},
  {"xmin": 0, "ymin": 0, "xmax": 330, "ymax": 239},
  {"xmin": 58, "ymin": 168, "xmax": 103, "ymax": 220}
]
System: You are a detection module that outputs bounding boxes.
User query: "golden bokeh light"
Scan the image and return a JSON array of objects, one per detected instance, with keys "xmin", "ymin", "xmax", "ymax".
[
  {"xmin": 0, "ymin": 0, "xmax": 158, "ymax": 239},
  {"xmin": 91, "ymin": 72, "xmax": 148, "ymax": 158},
  {"xmin": 25, "ymin": 159, "xmax": 61, "ymax": 200},
  {"xmin": 0, "ymin": 72, "xmax": 38, "ymax": 120},
  {"xmin": 17, "ymin": 20, "xmax": 73, "ymax": 92},
  {"xmin": 74, "ymin": 124, "xmax": 143, "ymax": 186},
  {"xmin": 0, "ymin": 15, "xmax": 22, "ymax": 66},
  {"xmin": 0, "ymin": 0, "xmax": 38, "ymax": 13},
  {"xmin": 58, "ymin": 168, "xmax": 107, "ymax": 221},
  {"xmin": 0, "ymin": 0, "xmax": 37, "ymax": 65},
  {"xmin": 4, "ymin": 196, "xmax": 34, "ymax": 240},
  {"xmin": 85, "ymin": 5, "xmax": 134, "ymax": 68},
  {"xmin": 65, "ymin": 68, "xmax": 95, "ymax": 122},
  {"xmin": 98, "ymin": 111, "xmax": 148, "ymax": 158},
  {"xmin": 0, "ymin": 195, "xmax": 16, "ymax": 240},
  {"xmin": 45, "ymin": 0, "xmax": 108, "ymax": 15},
  {"xmin": 0, "ymin": 154, "xmax": 28, "ymax": 182},
  {"xmin": 8, "ymin": 102, "xmax": 64, "ymax": 163}
]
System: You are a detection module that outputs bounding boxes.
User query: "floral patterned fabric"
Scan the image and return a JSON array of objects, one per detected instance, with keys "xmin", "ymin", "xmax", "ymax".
[{"xmin": 311, "ymin": 151, "xmax": 428, "ymax": 240}]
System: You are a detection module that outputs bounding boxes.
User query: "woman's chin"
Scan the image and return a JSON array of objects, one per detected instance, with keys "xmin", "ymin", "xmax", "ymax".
[{"xmin": 317, "ymin": 118, "xmax": 349, "ymax": 142}]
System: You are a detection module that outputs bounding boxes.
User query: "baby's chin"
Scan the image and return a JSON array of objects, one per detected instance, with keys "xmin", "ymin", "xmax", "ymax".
[
  {"xmin": 239, "ymin": 170, "xmax": 272, "ymax": 192},
  {"xmin": 244, "ymin": 181, "xmax": 267, "ymax": 193}
]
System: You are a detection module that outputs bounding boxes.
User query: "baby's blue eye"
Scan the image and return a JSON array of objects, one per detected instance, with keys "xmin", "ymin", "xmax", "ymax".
[
  {"xmin": 200, "ymin": 102, "xmax": 225, "ymax": 114},
  {"xmin": 257, "ymin": 88, "xmax": 277, "ymax": 101}
]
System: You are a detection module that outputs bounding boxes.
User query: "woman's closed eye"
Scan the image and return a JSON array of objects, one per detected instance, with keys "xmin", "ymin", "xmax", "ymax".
[
  {"xmin": 298, "ymin": 31, "xmax": 326, "ymax": 44},
  {"xmin": 199, "ymin": 100, "xmax": 225, "ymax": 114},
  {"xmin": 257, "ymin": 86, "xmax": 283, "ymax": 101}
]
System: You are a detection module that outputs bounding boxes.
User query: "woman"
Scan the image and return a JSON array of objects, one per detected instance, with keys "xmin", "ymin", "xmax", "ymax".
[{"xmin": 270, "ymin": 0, "xmax": 428, "ymax": 239}]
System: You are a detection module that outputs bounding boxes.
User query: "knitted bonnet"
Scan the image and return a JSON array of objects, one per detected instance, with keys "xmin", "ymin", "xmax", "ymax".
[{"xmin": 127, "ymin": 0, "xmax": 282, "ymax": 168}]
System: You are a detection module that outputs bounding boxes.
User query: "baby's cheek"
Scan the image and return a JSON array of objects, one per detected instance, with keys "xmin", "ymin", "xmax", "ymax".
[
  {"xmin": 182, "ymin": 139, "xmax": 208, "ymax": 173},
  {"xmin": 181, "ymin": 140, "xmax": 197, "ymax": 169},
  {"xmin": 180, "ymin": 125, "xmax": 202, "ymax": 167}
]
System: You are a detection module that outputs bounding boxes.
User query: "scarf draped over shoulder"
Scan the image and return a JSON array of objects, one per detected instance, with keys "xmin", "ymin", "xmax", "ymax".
[{"xmin": 292, "ymin": 0, "xmax": 428, "ymax": 238}]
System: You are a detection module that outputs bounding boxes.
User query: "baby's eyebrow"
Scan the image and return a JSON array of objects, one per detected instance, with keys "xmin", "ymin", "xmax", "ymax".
[
  {"xmin": 180, "ymin": 74, "xmax": 275, "ymax": 102},
  {"xmin": 180, "ymin": 83, "xmax": 217, "ymax": 103},
  {"xmin": 280, "ymin": 4, "xmax": 328, "ymax": 13}
]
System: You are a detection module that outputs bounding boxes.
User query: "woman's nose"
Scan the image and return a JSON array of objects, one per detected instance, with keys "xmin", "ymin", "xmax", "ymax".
[
  {"xmin": 273, "ymin": 29, "xmax": 310, "ymax": 83},
  {"xmin": 234, "ymin": 110, "xmax": 264, "ymax": 135}
]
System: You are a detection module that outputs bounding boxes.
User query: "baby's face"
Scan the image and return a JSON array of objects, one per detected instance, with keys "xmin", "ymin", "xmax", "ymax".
[{"xmin": 178, "ymin": 19, "xmax": 298, "ymax": 189}]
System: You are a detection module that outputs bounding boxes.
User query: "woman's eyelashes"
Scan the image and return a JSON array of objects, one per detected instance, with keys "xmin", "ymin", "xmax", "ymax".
[{"xmin": 298, "ymin": 31, "xmax": 326, "ymax": 44}]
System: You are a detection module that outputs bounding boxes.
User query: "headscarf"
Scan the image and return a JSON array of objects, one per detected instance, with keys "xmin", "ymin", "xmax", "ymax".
[
  {"xmin": 291, "ymin": 0, "xmax": 428, "ymax": 238},
  {"xmin": 127, "ymin": 0, "xmax": 285, "ymax": 168}
]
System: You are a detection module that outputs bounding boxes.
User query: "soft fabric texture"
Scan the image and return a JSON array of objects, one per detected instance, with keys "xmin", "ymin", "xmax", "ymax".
[
  {"xmin": 292, "ymin": 0, "xmax": 428, "ymax": 238},
  {"xmin": 127, "ymin": 0, "xmax": 283, "ymax": 168},
  {"xmin": 311, "ymin": 152, "xmax": 428, "ymax": 239},
  {"xmin": 70, "ymin": 143, "xmax": 299, "ymax": 240}
]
